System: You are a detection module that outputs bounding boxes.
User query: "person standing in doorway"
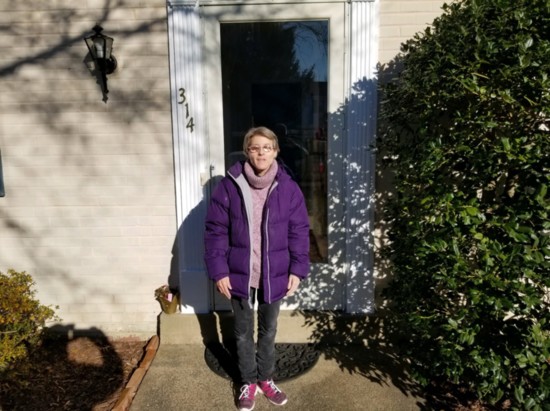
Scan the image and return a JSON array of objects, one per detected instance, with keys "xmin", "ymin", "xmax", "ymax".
[{"xmin": 204, "ymin": 126, "xmax": 310, "ymax": 410}]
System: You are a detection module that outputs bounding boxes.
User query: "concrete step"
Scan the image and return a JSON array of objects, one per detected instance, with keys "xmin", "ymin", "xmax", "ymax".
[{"xmin": 159, "ymin": 311, "xmax": 373, "ymax": 345}]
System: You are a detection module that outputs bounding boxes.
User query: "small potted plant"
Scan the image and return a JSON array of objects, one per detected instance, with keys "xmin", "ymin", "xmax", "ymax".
[{"xmin": 154, "ymin": 285, "xmax": 179, "ymax": 314}]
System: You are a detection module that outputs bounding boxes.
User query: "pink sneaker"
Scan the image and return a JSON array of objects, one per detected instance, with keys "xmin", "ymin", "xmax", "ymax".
[
  {"xmin": 238, "ymin": 383, "xmax": 257, "ymax": 411},
  {"xmin": 258, "ymin": 379, "xmax": 288, "ymax": 406}
]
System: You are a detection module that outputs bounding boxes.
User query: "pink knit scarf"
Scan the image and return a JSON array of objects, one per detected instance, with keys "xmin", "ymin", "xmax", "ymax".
[{"xmin": 243, "ymin": 161, "xmax": 278, "ymax": 288}]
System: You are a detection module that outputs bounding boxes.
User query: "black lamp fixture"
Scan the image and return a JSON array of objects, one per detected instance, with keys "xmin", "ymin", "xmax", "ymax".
[{"xmin": 84, "ymin": 25, "xmax": 117, "ymax": 95}]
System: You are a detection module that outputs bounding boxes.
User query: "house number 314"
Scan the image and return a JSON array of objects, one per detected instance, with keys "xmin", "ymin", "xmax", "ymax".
[{"xmin": 178, "ymin": 88, "xmax": 195, "ymax": 133}]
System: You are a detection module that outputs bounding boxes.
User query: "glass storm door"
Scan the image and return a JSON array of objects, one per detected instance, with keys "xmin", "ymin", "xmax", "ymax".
[{"xmin": 202, "ymin": 3, "xmax": 346, "ymax": 311}]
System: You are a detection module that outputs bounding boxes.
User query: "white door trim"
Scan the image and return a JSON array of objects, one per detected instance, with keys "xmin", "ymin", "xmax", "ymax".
[
  {"xmin": 167, "ymin": 1, "xmax": 211, "ymax": 313},
  {"xmin": 166, "ymin": 0, "xmax": 379, "ymax": 314},
  {"xmin": 343, "ymin": 0, "xmax": 379, "ymax": 313}
]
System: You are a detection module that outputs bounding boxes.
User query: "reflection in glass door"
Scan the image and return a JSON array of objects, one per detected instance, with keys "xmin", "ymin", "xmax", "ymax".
[
  {"xmin": 220, "ymin": 21, "xmax": 328, "ymax": 263},
  {"xmin": 202, "ymin": 1, "xmax": 346, "ymax": 311}
]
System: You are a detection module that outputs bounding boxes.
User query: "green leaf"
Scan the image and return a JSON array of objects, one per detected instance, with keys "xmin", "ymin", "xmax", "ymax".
[
  {"xmin": 465, "ymin": 206, "xmax": 480, "ymax": 216},
  {"xmin": 448, "ymin": 318, "xmax": 458, "ymax": 329},
  {"xmin": 378, "ymin": 0, "xmax": 550, "ymax": 407}
]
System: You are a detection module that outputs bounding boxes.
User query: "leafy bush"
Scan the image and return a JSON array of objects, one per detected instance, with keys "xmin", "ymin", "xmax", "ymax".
[
  {"xmin": 0, "ymin": 269, "xmax": 58, "ymax": 371},
  {"xmin": 378, "ymin": 0, "xmax": 550, "ymax": 409}
]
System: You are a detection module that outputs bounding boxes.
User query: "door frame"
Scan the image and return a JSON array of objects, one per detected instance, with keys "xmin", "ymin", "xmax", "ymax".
[
  {"xmin": 166, "ymin": 0, "xmax": 379, "ymax": 314},
  {"xmin": 202, "ymin": 2, "xmax": 347, "ymax": 311}
]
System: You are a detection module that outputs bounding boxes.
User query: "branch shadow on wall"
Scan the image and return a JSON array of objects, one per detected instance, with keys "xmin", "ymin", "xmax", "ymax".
[{"xmin": 0, "ymin": 0, "xmax": 172, "ymax": 321}]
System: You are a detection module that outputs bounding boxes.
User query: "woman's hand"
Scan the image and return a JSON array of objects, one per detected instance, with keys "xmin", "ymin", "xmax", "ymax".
[
  {"xmin": 216, "ymin": 277, "xmax": 232, "ymax": 299},
  {"xmin": 286, "ymin": 274, "xmax": 301, "ymax": 296}
]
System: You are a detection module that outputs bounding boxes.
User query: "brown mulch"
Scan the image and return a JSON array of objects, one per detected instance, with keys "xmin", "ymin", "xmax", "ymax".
[{"xmin": 0, "ymin": 335, "xmax": 149, "ymax": 411}]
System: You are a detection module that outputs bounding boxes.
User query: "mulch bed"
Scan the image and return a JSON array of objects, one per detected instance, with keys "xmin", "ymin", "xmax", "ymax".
[{"xmin": 0, "ymin": 335, "xmax": 148, "ymax": 411}]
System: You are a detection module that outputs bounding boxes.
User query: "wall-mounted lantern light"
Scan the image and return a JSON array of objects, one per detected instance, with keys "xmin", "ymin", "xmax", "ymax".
[{"xmin": 84, "ymin": 25, "xmax": 117, "ymax": 95}]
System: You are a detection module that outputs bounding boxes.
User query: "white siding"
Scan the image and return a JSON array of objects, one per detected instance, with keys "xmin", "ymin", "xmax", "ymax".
[
  {"xmin": 0, "ymin": 0, "xmax": 175, "ymax": 337},
  {"xmin": 379, "ymin": 0, "xmax": 447, "ymax": 64}
]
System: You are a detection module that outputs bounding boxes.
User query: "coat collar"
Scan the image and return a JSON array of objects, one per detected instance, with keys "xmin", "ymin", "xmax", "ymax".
[{"xmin": 227, "ymin": 159, "xmax": 292, "ymax": 183}]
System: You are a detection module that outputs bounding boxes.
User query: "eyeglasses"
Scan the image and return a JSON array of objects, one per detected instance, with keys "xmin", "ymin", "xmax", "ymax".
[{"xmin": 247, "ymin": 145, "xmax": 274, "ymax": 153}]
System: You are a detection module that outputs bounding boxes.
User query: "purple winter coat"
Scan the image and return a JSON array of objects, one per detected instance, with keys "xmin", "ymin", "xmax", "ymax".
[{"xmin": 204, "ymin": 160, "xmax": 310, "ymax": 304}]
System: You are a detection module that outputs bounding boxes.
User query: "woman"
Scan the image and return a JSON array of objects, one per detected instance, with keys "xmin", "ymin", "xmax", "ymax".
[{"xmin": 204, "ymin": 126, "xmax": 310, "ymax": 410}]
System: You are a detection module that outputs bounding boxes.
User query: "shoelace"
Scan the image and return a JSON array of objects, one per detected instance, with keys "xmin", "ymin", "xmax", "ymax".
[
  {"xmin": 263, "ymin": 380, "xmax": 281, "ymax": 395},
  {"xmin": 239, "ymin": 384, "xmax": 254, "ymax": 399}
]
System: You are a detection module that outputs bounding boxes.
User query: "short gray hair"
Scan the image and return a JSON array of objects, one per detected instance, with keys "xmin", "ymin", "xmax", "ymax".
[{"xmin": 242, "ymin": 126, "xmax": 280, "ymax": 154}]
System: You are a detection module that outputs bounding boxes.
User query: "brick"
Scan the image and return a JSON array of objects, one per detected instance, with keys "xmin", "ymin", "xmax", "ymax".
[
  {"xmin": 146, "ymin": 335, "xmax": 160, "ymax": 351},
  {"xmin": 126, "ymin": 368, "xmax": 147, "ymax": 388},
  {"xmin": 138, "ymin": 349, "xmax": 157, "ymax": 371},
  {"xmin": 111, "ymin": 387, "xmax": 134, "ymax": 411}
]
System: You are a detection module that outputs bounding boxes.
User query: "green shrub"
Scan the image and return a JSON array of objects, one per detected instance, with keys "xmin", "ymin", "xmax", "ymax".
[
  {"xmin": 379, "ymin": 0, "xmax": 550, "ymax": 409},
  {"xmin": 0, "ymin": 269, "xmax": 58, "ymax": 371}
]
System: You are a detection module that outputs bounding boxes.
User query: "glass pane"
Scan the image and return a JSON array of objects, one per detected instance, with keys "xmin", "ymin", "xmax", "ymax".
[{"xmin": 221, "ymin": 21, "xmax": 328, "ymax": 263}]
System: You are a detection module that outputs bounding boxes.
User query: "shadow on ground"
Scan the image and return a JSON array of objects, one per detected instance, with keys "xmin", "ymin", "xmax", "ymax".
[
  {"xmin": 296, "ymin": 311, "xmax": 481, "ymax": 411},
  {"xmin": 0, "ymin": 325, "xmax": 139, "ymax": 411},
  {"xmin": 204, "ymin": 341, "xmax": 321, "ymax": 383}
]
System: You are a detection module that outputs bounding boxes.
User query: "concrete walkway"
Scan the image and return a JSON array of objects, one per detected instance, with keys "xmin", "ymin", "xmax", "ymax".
[{"xmin": 130, "ymin": 343, "xmax": 426, "ymax": 411}]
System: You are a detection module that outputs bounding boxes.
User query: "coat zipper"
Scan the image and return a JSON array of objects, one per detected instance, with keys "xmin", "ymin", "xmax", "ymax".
[{"xmin": 263, "ymin": 180, "xmax": 278, "ymax": 303}]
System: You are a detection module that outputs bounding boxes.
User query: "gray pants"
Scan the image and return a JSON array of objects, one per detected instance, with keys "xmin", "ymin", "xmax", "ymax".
[{"xmin": 231, "ymin": 288, "xmax": 281, "ymax": 384}]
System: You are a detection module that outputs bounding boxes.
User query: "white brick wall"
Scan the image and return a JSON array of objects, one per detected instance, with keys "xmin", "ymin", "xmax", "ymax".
[
  {"xmin": 379, "ymin": 0, "xmax": 447, "ymax": 64},
  {"xmin": 0, "ymin": 0, "xmax": 174, "ymax": 338}
]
